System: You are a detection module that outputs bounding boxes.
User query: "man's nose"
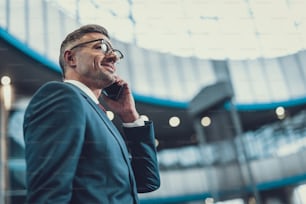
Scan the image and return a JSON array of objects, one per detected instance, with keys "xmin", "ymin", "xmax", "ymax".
[{"xmin": 104, "ymin": 54, "xmax": 117, "ymax": 64}]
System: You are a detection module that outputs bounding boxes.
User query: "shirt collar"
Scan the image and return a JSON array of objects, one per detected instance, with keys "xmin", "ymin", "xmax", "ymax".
[{"xmin": 64, "ymin": 80, "xmax": 99, "ymax": 104}]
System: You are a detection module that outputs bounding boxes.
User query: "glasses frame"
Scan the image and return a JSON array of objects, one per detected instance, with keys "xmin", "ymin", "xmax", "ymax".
[{"xmin": 69, "ymin": 38, "xmax": 124, "ymax": 61}]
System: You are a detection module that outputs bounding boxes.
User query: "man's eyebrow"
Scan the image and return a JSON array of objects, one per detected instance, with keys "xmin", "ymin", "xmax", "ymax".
[{"xmin": 69, "ymin": 38, "xmax": 104, "ymax": 50}]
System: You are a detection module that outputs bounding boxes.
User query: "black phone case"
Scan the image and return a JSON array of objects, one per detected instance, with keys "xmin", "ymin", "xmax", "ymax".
[{"xmin": 102, "ymin": 82, "xmax": 123, "ymax": 100}]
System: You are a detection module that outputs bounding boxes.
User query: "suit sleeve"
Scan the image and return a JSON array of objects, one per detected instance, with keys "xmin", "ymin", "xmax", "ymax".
[
  {"xmin": 123, "ymin": 121, "xmax": 161, "ymax": 193},
  {"xmin": 23, "ymin": 82, "xmax": 85, "ymax": 203}
]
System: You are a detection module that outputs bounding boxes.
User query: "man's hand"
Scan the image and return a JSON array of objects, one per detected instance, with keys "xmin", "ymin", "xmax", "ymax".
[{"xmin": 102, "ymin": 78, "xmax": 139, "ymax": 123}]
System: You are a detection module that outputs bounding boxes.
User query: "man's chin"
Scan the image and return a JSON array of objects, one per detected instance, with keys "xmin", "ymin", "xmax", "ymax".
[{"xmin": 104, "ymin": 77, "xmax": 116, "ymax": 88}]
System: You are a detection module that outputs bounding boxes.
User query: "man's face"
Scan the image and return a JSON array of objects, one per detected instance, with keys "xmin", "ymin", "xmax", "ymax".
[{"xmin": 70, "ymin": 33, "xmax": 118, "ymax": 88}]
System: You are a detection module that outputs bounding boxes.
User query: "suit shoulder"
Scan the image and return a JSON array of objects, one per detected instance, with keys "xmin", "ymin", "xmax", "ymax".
[
  {"xmin": 37, "ymin": 81, "xmax": 73, "ymax": 92},
  {"xmin": 27, "ymin": 81, "xmax": 84, "ymax": 109},
  {"xmin": 32, "ymin": 81, "xmax": 81, "ymax": 98},
  {"xmin": 25, "ymin": 81, "xmax": 85, "ymax": 118}
]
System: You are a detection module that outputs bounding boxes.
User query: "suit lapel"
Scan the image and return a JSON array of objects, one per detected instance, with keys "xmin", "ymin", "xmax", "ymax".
[{"xmin": 87, "ymin": 97, "xmax": 129, "ymax": 150}]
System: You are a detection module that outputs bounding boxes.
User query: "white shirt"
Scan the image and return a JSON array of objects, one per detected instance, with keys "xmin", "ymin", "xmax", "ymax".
[{"xmin": 64, "ymin": 80, "xmax": 145, "ymax": 127}]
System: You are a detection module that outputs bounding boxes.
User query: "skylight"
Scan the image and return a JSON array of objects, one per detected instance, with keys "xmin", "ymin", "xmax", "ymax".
[{"xmin": 52, "ymin": 0, "xmax": 306, "ymax": 59}]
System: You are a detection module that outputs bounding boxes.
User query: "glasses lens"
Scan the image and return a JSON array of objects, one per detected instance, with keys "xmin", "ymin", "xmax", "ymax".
[
  {"xmin": 101, "ymin": 43, "xmax": 109, "ymax": 54},
  {"xmin": 101, "ymin": 40, "xmax": 124, "ymax": 62}
]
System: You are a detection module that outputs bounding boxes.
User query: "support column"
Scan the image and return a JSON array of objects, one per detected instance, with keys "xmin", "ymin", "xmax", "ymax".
[{"xmin": 0, "ymin": 76, "xmax": 13, "ymax": 204}]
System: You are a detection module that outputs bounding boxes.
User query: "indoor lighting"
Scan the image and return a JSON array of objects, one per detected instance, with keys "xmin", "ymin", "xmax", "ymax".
[
  {"xmin": 275, "ymin": 106, "xmax": 286, "ymax": 120},
  {"xmin": 106, "ymin": 111, "xmax": 114, "ymax": 120},
  {"xmin": 201, "ymin": 116, "xmax": 211, "ymax": 127},
  {"xmin": 169, "ymin": 116, "xmax": 180, "ymax": 127},
  {"xmin": 155, "ymin": 139, "xmax": 159, "ymax": 147},
  {"xmin": 1, "ymin": 76, "xmax": 11, "ymax": 85},
  {"xmin": 1, "ymin": 76, "xmax": 13, "ymax": 110}
]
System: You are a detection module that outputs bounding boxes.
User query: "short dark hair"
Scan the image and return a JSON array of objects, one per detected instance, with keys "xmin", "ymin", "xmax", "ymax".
[{"xmin": 59, "ymin": 24, "xmax": 109, "ymax": 76}]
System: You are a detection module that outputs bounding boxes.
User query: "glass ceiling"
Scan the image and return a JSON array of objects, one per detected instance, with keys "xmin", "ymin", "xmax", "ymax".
[{"xmin": 52, "ymin": 0, "xmax": 306, "ymax": 60}]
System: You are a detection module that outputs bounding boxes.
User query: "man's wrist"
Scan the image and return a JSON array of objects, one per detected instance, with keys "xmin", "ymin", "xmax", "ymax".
[{"xmin": 119, "ymin": 109, "xmax": 139, "ymax": 123}]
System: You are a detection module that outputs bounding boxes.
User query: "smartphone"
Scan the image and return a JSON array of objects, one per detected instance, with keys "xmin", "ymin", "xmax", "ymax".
[{"xmin": 102, "ymin": 82, "xmax": 124, "ymax": 100}]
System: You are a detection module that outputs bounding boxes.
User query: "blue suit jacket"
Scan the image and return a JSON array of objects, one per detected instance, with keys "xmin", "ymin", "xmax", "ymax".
[{"xmin": 23, "ymin": 81, "xmax": 160, "ymax": 204}]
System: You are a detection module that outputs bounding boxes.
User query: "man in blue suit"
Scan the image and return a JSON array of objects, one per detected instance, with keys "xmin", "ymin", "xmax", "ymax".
[{"xmin": 23, "ymin": 24, "xmax": 160, "ymax": 204}]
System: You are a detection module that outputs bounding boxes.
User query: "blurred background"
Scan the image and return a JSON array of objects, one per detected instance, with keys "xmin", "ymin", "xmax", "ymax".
[{"xmin": 1, "ymin": 0, "xmax": 306, "ymax": 203}]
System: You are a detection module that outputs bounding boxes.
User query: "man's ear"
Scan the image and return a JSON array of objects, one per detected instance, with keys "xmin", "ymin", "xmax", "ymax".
[{"xmin": 64, "ymin": 50, "xmax": 76, "ymax": 67}]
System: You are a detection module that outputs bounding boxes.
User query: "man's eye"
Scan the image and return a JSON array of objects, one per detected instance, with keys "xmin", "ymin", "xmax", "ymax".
[
  {"xmin": 96, "ymin": 45, "xmax": 102, "ymax": 50},
  {"xmin": 95, "ymin": 43, "xmax": 108, "ymax": 53}
]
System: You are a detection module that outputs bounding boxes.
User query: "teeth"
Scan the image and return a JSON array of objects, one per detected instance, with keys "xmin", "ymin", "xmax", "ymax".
[{"xmin": 102, "ymin": 64, "xmax": 112, "ymax": 69}]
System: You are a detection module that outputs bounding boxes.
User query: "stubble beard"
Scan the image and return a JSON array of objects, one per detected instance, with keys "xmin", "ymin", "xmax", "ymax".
[{"xmin": 92, "ymin": 68, "xmax": 115, "ymax": 89}]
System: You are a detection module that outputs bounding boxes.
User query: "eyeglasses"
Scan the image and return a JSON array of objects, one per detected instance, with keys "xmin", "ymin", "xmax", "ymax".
[{"xmin": 70, "ymin": 38, "xmax": 124, "ymax": 62}]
